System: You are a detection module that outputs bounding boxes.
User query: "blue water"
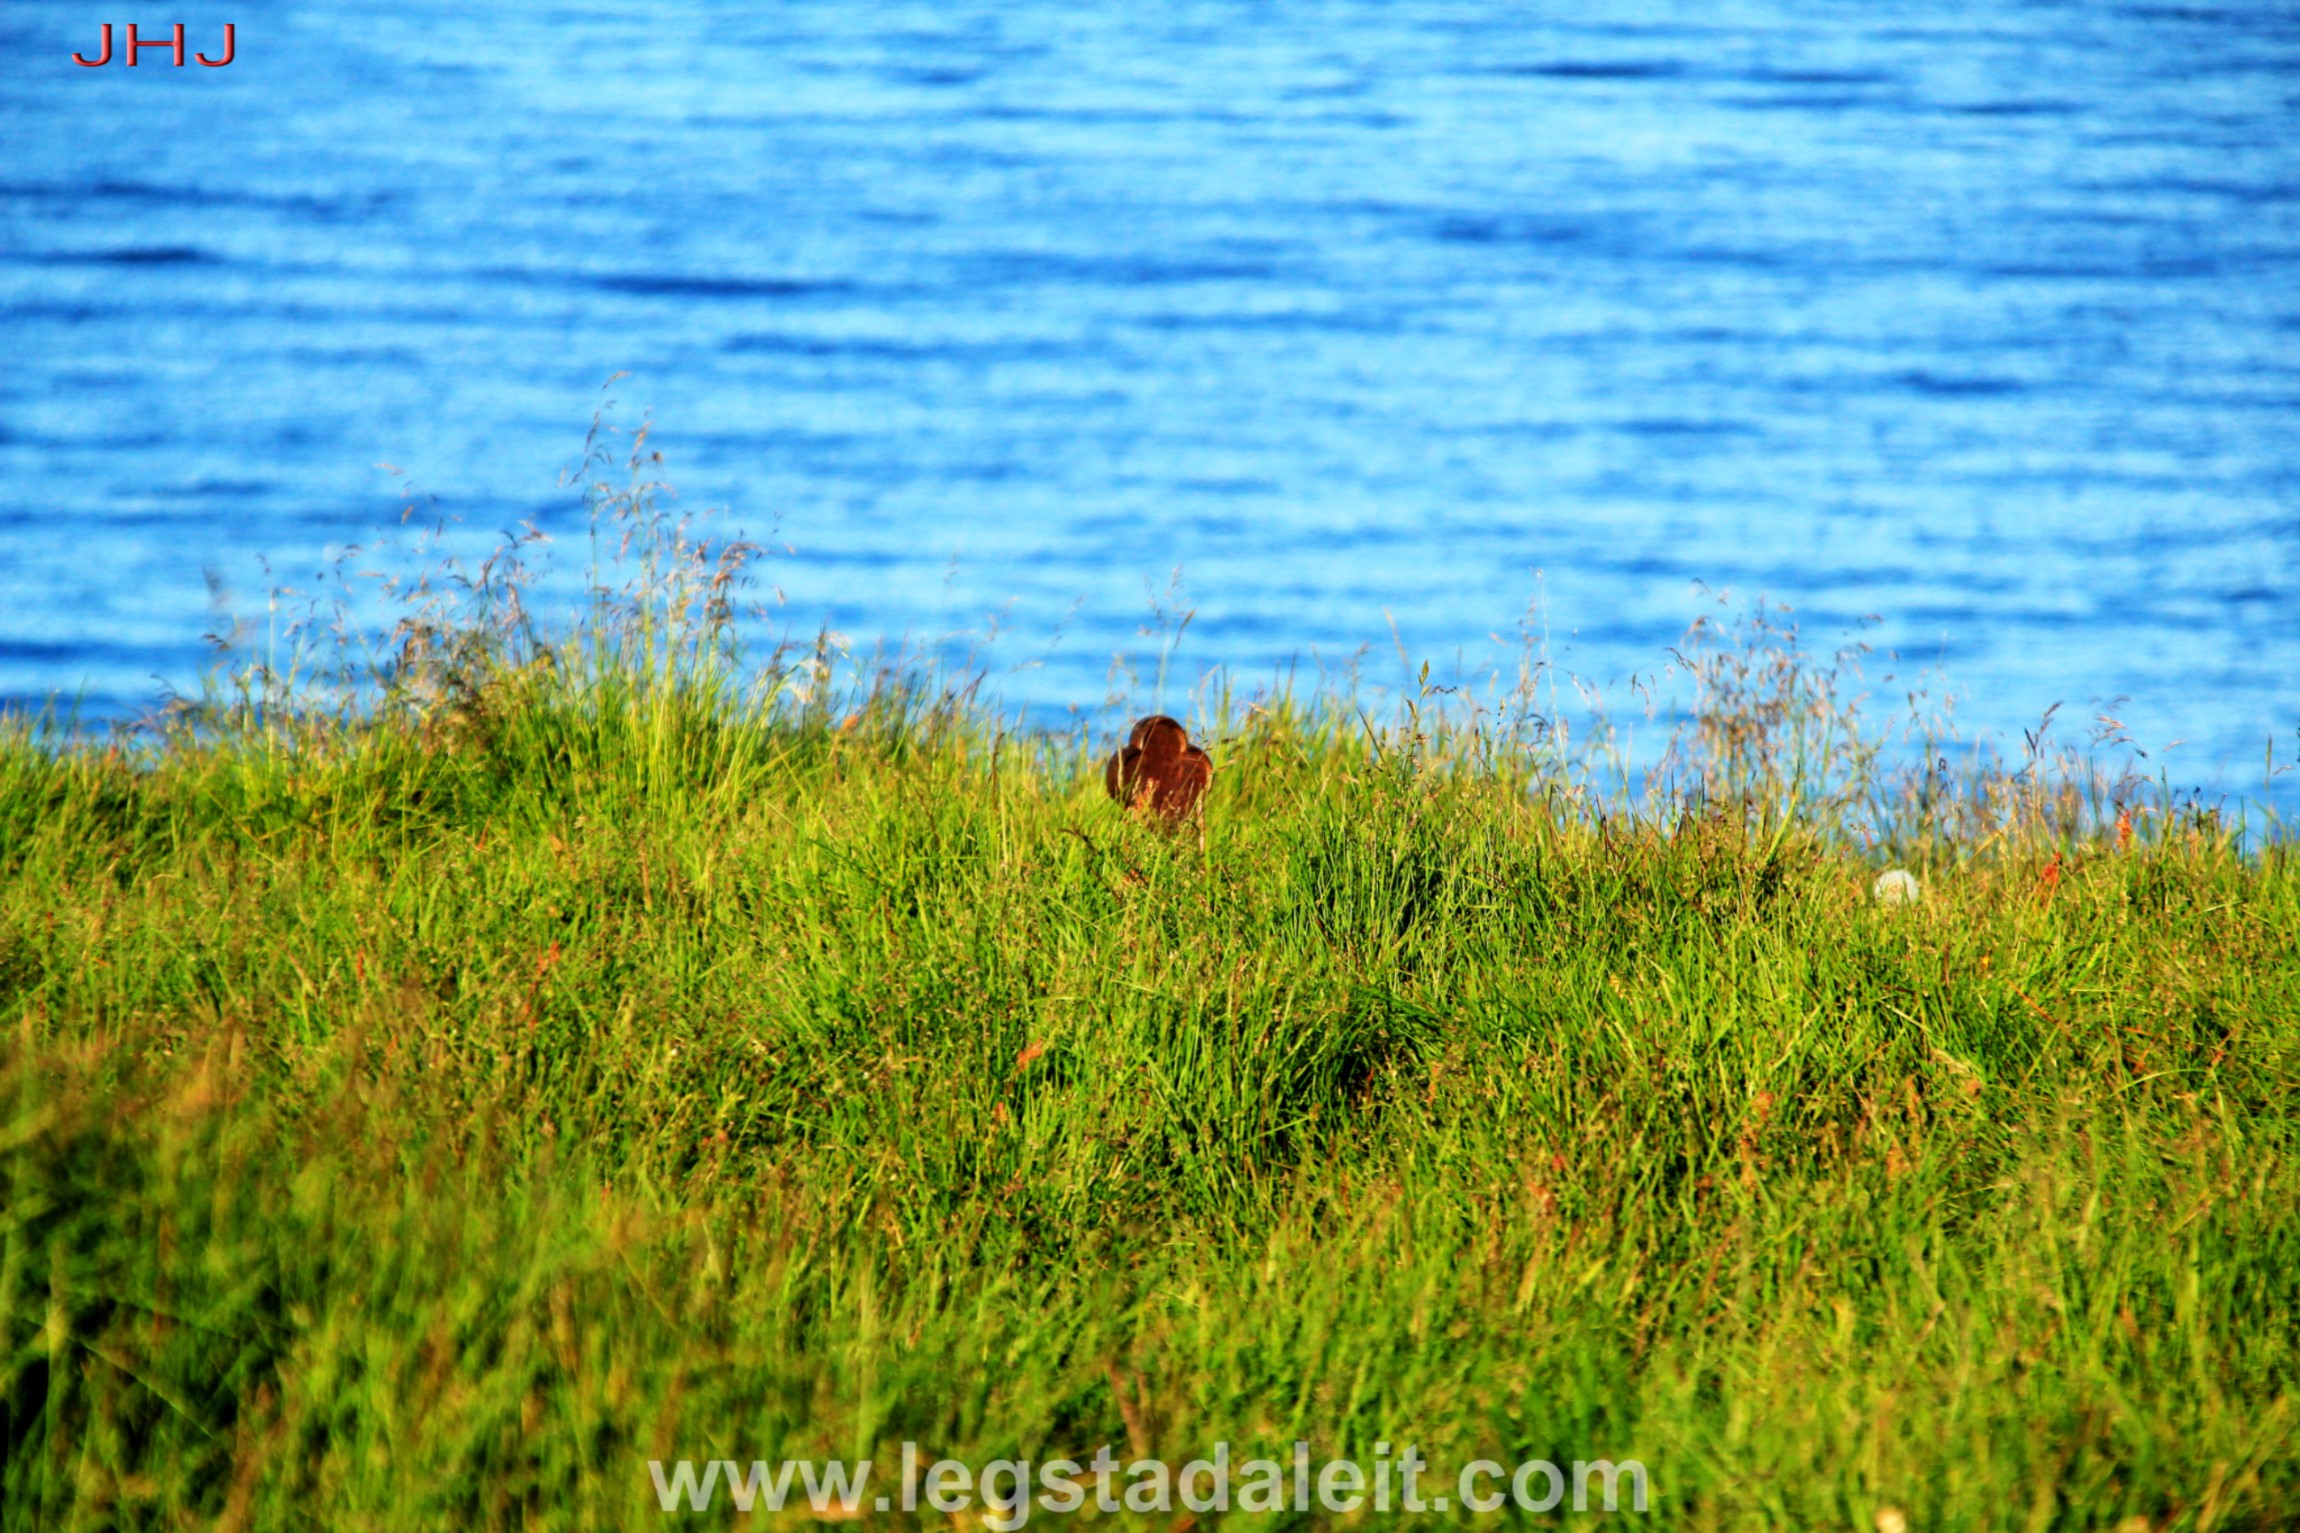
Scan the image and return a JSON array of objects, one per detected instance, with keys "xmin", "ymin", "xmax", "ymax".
[{"xmin": 5, "ymin": 3, "xmax": 2297, "ymax": 804}]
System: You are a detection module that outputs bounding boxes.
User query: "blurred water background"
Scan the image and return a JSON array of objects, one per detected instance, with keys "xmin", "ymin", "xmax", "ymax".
[{"xmin": 4, "ymin": 2, "xmax": 2296, "ymax": 808}]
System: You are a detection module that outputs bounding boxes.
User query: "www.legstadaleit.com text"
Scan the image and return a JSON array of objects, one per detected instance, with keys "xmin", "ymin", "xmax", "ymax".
[{"xmin": 648, "ymin": 1441, "xmax": 1650, "ymax": 1522}]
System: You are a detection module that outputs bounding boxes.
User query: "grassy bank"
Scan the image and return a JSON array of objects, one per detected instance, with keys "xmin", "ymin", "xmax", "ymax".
[
  {"xmin": 4, "ymin": 671, "xmax": 2294, "ymax": 1530},
  {"xmin": 3, "ymin": 463, "xmax": 2296, "ymax": 1528}
]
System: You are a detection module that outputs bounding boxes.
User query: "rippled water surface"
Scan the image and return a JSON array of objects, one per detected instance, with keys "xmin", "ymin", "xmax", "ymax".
[{"xmin": 5, "ymin": 3, "xmax": 2297, "ymax": 798}]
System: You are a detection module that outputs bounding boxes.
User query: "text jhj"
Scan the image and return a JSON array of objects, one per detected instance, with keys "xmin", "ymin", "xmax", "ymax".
[{"xmin": 75, "ymin": 25, "xmax": 236, "ymax": 67}]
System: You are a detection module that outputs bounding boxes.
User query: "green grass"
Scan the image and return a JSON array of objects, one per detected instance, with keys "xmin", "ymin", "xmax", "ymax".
[
  {"xmin": 2, "ymin": 456, "xmax": 2295, "ymax": 1528},
  {"xmin": 4, "ymin": 669, "xmax": 2294, "ymax": 1530}
]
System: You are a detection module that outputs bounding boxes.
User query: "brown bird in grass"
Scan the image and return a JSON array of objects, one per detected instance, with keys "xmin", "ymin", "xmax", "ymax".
[{"xmin": 1104, "ymin": 715, "xmax": 1212, "ymax": 825}]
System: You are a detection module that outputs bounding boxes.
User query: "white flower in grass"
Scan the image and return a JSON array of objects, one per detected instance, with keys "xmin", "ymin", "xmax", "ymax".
[{"xmin": 1872, "ymin": 869, "xmax": 1922, "ymax": 905}]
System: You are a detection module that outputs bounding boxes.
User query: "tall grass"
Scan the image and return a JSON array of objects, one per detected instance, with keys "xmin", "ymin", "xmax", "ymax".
[{"xmin": 1, "ymin": 419, "xmax": 2294, "ymax": 1529}]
